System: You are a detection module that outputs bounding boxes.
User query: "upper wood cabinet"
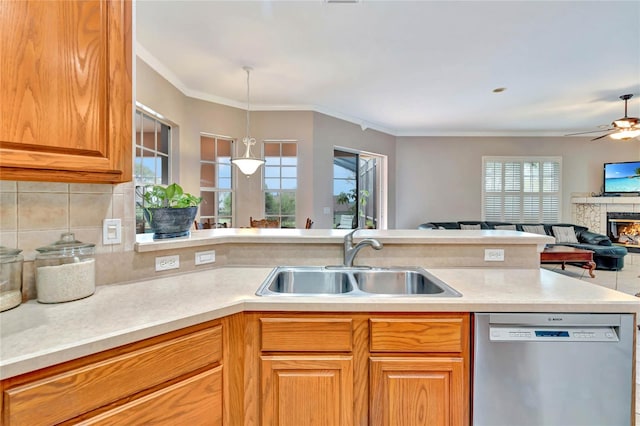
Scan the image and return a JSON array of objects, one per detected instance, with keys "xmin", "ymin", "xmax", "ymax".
[{"xmin": 0, "ymin": 0, "xmax": 132, "ymax": 183}]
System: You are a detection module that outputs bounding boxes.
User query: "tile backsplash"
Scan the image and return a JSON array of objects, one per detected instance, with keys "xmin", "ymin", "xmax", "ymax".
[
  {"xmin": 0, "ymin": 181, "xmax": 136, "ymax": 260},
  {"xmin": 1, "ymin": 180, "xmax": 137, "ymax": 300}
]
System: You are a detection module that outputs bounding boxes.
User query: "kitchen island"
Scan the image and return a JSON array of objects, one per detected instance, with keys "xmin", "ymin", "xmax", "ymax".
[{"xmin": 2, "ymin": 230, "xmax": 638, "ymax": 425}]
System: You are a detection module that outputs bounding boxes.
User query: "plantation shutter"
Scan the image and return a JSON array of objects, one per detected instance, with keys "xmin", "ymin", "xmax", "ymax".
[{"xmin": 482, "ymin": 157, "xmax": 562, "ymax": 223}]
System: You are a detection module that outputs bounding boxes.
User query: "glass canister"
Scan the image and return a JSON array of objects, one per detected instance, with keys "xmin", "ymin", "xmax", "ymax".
[
  {"xmin": 0, "ymin": 246, "xmax": 23, "ymax": 312},
  {"xmin": 35, "ymin": 233, "xmax": 96, "ymax": 303}
]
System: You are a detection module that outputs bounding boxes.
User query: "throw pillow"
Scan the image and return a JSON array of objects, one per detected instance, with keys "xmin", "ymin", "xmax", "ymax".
[
  {"xmin": 460, "ymin": 224, "xmax": 481, "ymax": 230},
  {"xmin": 522, "ymin": 225, "xmax": 547, "ymax": 235},
  {"xmin": 552, "ymin": 226, "xmax": 579, "ymax": 243},
  {"xmin": 494, "ymin": 224, "xmax": 516, "ymax": 230}
]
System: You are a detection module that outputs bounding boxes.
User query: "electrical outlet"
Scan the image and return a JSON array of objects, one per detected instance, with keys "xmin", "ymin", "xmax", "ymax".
[
  {"xmin": 195, "ymin": 250, "xmax": 215, "ymax": 265},
  {"xmin": 484, "ymin": 249, "xmax": 505, "ymax": 262},
  {"xmin": 155, "ymin": 255, "xmax": 180, "ymax": 271}
]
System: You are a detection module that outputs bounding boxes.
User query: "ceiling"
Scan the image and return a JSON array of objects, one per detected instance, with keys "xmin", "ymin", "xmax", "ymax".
[{"xmin": 136, "ymin": 0, "xmax": 640, "ymax": 137}]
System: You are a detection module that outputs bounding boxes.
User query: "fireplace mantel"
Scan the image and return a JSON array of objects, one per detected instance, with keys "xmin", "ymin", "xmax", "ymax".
[{"xmin": 571, "ymin": 196, "xmax": 640, "ymax": 234}]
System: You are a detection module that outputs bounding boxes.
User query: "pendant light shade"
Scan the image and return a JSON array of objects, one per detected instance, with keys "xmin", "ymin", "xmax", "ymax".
[{"xmin": 232, "ymin": 66, "xmax": 265, "ymax": 176}]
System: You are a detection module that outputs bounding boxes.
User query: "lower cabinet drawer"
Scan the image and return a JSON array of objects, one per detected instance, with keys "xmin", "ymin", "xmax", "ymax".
[
  {"xmin": 4, "ymin": 325, "xmax": 222, "ymax": 426},
  {"xmin": 261, "ymin": 317, "xmax": 353, "ymax": 352},
  {"xmin": 370, "ymin": 316, "xmax": 465, "ymax": 353},
  {"xmin": 79, "ymin": 366, "xmax": 223, "ymax": 426}
]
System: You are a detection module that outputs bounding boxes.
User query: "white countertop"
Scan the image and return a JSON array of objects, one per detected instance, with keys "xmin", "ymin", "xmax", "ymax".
[
  {"xmin": 135, "ymin": 228, "xmax": 554, "ymax": 252},
  {"xmin": 1, "ymin": 266, "xmax": 638, "ymax": 380}
]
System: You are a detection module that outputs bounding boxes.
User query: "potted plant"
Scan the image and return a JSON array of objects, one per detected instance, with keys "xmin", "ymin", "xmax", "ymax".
[{"xmin": 141, "ymin": 183, "xmax": 202, "ymax": 239}]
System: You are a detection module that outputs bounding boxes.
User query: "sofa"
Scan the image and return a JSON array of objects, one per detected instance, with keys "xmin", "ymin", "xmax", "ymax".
[{"xmin": 418, "ymin": 220, "xmax": 628, "ymax": 271}]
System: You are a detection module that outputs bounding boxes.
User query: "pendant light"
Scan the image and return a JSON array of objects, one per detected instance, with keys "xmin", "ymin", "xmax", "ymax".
[{"xmin": 231, "ymin": 66, "xmax": 265, "ymax": 176}]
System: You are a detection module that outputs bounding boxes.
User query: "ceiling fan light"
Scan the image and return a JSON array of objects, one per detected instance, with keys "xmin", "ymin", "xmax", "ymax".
[
  {"xmin": 613, "ymin": 118, "xmax": 637, "ymax": 128},
  {"xmin": 610, "ymin": 129, "xmax": 640, "ymax": 140}
]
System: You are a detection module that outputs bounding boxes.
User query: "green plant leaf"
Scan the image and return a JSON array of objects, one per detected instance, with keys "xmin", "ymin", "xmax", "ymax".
[{"xmin": 142, "ymin": 183, "xmax": 202, "ymax": 208}]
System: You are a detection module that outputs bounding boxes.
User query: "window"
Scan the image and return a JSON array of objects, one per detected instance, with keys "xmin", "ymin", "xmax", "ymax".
[
  {"xmin": 333, "ymin": 149, "xmax": 381, "ymax": 229},
  {"xmin": 483, "ymin": 156, "xmax": 561, "ymax": 223},
  {"xmin": 264, "ymin": 141, "xmax": 297, "ymax": 228},
  {"xmin": 134, "ymin": 107, "xmax": 171, "ymax": 233},
  {"xmin": 200, "ymin": 134, "xmax": 233, "ymax": 227}
]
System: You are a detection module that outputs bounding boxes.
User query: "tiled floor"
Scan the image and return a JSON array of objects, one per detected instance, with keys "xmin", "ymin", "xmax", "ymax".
[{"xmin": 541, "ymin": 258, "xmax": 640, "ymax": 424}]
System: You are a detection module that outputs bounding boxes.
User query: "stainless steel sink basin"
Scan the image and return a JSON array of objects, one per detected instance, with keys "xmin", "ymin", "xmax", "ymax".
[
  {"xmin": 353, "ymin": 268, "xmax": 461, "ymax": 296},
  {"xmin": 256, "ymin": 266, "xmax": 355, "ymax": 296},
  {"xmin": 256, "ymin": 266, "xmax": 461, "ymax": 297}
]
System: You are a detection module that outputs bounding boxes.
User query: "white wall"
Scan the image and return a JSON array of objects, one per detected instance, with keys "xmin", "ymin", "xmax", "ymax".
[{"xmin": 395, "ymin": 136, "xmax": 640, "ymax": 228}]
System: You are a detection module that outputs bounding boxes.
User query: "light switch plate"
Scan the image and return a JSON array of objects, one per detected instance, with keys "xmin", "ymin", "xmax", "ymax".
[
  {"xmin": 195, "ymin": 250, "xmax": 215, "ymax": 265},
  {"xmin": 103, "ymin": 219, "xmax": 122, "ymax": 245}
]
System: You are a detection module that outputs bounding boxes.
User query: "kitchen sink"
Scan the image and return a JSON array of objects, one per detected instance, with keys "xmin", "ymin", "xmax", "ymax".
[
  {"xmin": 256, "ymin": 266, "xmax": 461, "ymax": 297},
  {"xmin": 353, "ymin": 268, "xmax": 461, "ymax": 296},
  {"xmin": 257, "ymin": 267, "xmax": 356, "ymax": 296}
]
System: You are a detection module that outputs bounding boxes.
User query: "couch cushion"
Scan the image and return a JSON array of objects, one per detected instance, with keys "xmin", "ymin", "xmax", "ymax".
[
  {"xmin": 522, "ymin": 224, "xmax": 547, "ymax": 235},
  {"xmin": 460, "ymin": 224, "xmax": 481, "ymax": 230},
  {"xmin": 493, "ymin": 224, "xmax": 517, "ymax": 230},
  {"xmin": 458, "ymin": 221, "xmax": 490, "ymax": 229},
  {"xmin": 428, "ymin": 222, "xmax": 461, "ymax": 229},
  {"xmin": 546, "ymin": 223, "xmax": 588, "ymax": 238},
  {"xmin": 551, "ymin": 226, "xmax": 579, "ymax": 243},
  {"xmin": 580, "ymin": 230, "xmax": 612, "ymax": 246}
]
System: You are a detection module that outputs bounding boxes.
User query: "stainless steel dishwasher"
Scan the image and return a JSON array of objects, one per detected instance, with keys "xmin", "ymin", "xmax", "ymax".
[{"xmin": 473, "ymin": 313, "xmax": 634, "ymax": 426}]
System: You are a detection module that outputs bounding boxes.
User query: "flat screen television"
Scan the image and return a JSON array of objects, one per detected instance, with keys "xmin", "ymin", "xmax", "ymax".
[{"xmin": 603, "ymin": 161, "xmax": 640, "ymax": 194}]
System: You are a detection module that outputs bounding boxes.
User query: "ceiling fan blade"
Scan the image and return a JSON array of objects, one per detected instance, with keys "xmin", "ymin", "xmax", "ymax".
[
  {"xmin": 591, "ymin": 132, "xmax": 613, "ymax": 141},
  {"xmin": 564, "ymin": 129, "xmax": 612, "ymax": 136}
]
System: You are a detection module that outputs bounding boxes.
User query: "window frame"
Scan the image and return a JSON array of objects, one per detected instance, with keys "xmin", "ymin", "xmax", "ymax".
[
  {"xmin": 482, "ymin": 156, "xmax": 562, "ymax": 223},
  {"xmin": 134, "ymin": 106, "xmax": 173, "ymax": 234},
  {"xmin": 199, "ymin": 133, "xmax": 234, "ymax": 228},
  {"xmin": 263, "ymin": 140, "xmax": 298, "ymax": 228}
]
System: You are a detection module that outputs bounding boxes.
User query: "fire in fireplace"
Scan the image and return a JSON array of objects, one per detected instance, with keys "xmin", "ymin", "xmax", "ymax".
[{"xmin": 607, "ymin": 212, "xmax": 640, "ymax": 253}]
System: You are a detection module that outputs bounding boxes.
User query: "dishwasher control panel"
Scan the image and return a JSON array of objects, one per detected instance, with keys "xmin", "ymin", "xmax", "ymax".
[{"xmin": 489, "ymin": 326, "xmax": 619, "ymax": 342}]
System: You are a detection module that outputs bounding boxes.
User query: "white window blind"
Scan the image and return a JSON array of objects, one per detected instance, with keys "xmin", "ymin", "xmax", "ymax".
[{"xmin": 482, "ymin": 156, "xmax": 561, "ymax": 223}]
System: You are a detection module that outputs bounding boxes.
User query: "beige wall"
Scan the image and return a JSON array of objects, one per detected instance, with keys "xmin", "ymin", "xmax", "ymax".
[
  {"xmin": 313, "ymin": 113, "xmax": 397, "ymax": 229},
  {"xmin": 137, "ymin": 58, "xmax": 394, "ymax": 229},
  {"xmin": 395, "ymin": 136, "xmax": 640, "ymax": 228}
]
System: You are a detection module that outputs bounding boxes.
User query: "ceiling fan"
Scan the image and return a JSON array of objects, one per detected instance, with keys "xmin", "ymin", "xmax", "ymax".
[{"xmin": 565, "ymin": 94, "xmax": 640, "ymax": 141}]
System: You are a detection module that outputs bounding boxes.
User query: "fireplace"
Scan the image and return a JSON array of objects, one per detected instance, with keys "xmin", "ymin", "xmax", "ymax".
[{"xmin": 607, "ymin": 212, "xmax": 640, "ymax": 253}]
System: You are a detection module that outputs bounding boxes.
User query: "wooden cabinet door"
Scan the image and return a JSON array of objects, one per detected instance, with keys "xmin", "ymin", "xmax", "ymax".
[
  {"xmin": 0, "ymin": 0, "xmax": 132, "ymax": 183},
  {"xmin": 260, "ymin": 355, "xmax": 354, "ymax": 426},
  {"xmin": 370, "ymin": 357, "xmax": 466, "ymax": 426}
]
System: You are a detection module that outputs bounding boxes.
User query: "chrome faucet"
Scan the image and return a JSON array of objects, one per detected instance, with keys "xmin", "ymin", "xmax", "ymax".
[{"xmin": 343, "ymin": 228, "xmax": 383, "ymax": 267}]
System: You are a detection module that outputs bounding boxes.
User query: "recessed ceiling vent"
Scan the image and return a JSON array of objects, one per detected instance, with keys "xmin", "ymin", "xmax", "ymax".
[{"xmin": 325, "ymin": 0, "xmax": 360, "ymax": 4}]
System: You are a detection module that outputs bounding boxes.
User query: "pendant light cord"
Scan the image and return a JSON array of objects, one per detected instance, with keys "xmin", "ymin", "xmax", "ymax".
[{"xmin": 244, "ymin": 66, "xmax": 252, "ymax": 142}]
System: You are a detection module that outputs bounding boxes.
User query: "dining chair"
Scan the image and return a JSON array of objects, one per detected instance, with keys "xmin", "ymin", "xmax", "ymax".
[{"xmin": 250, "ymin": 217, "xmax": 280, "ymax": 228}]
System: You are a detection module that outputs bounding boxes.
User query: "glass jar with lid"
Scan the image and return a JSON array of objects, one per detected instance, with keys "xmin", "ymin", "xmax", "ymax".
[
  {"xmin": 0, "ymin": 246, "xmax": 23, "ymax": 312},
  {"xmin": 35, "ymin": 233, "xmax": 96, "ymax": 303}
]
